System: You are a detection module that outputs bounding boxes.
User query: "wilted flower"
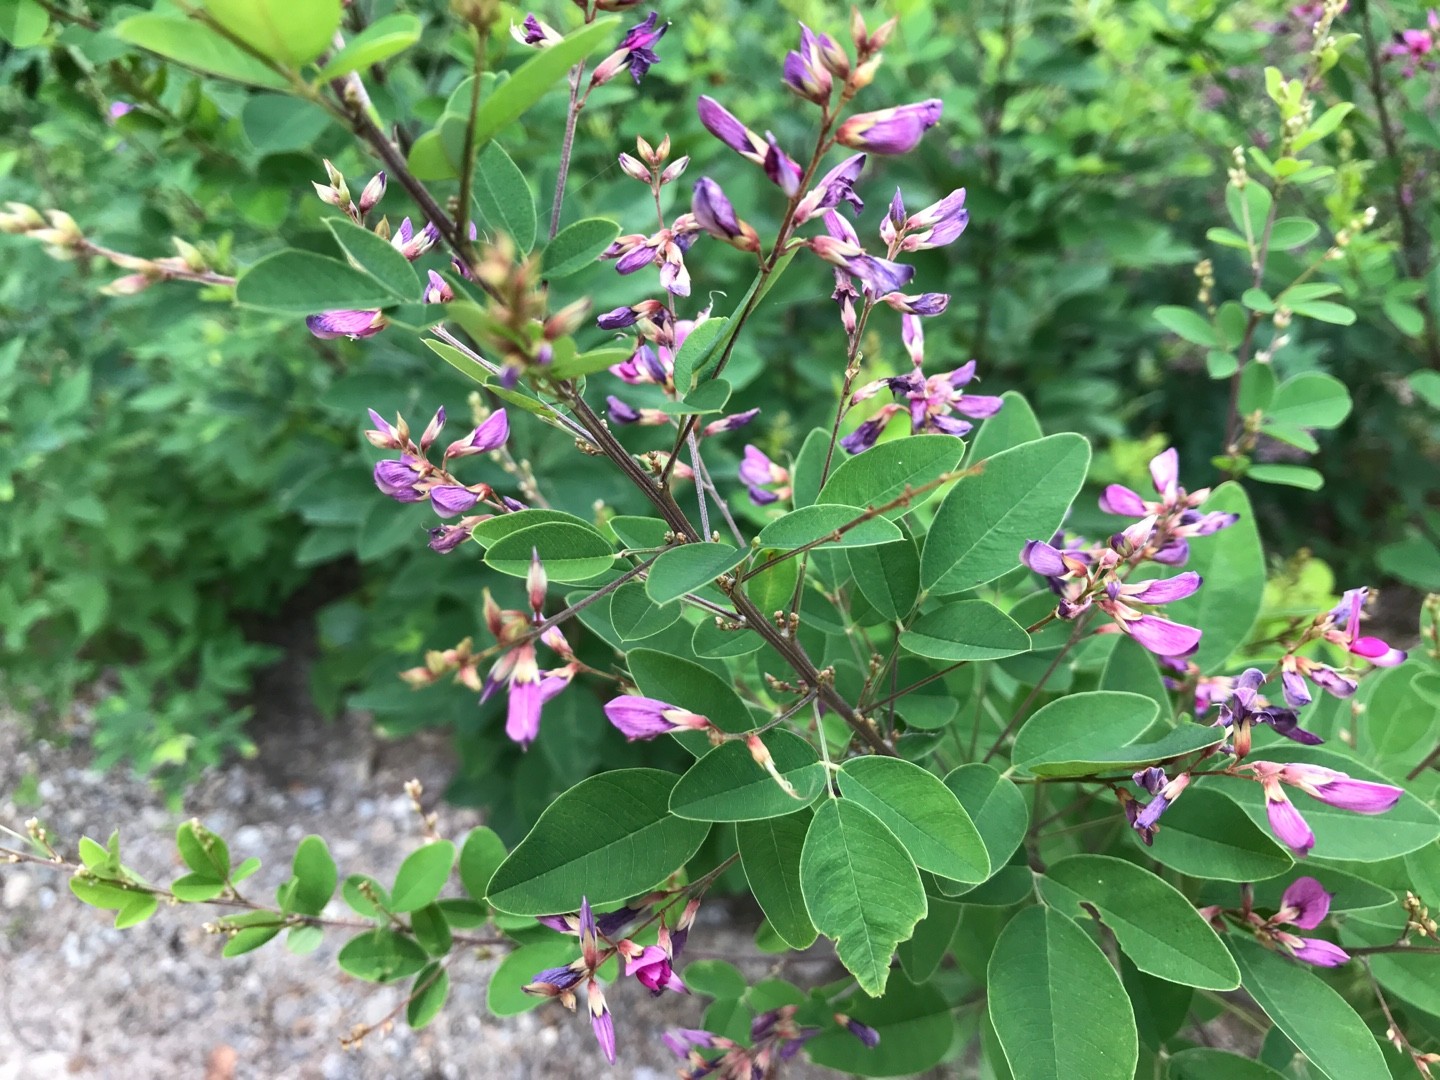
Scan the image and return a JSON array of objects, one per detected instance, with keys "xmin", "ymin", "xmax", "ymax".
[
  {"xmin": 1128, "ymin": 768, "xmax": 1191, "ymax": 844},
  {"xmin": 603, "ymin": 696, "xmax": 712, "ymax": 740},
  {"xmin": 512, "ymin": 13, "xmax": 563, "ymax": 47},
  {"xmin": 835, "ymin": 1014, "xmax": 881, "ymax": 1048},
  {"xmin": 899, "ymin": 188, "xmax": 969, "ymax": 251},
  {"xmin": 1216, "ymin": 668, "xmax": 1321, "ymax": 758}
]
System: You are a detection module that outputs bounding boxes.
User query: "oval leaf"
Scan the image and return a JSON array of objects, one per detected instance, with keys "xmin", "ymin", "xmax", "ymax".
[
  {"xmin": 485, "ymin": 522, "xmax": 615, "ymax": 583},
  {"xmin": 670, "ymin": 730, "xmax": 825, "ymax": 821},
  {"xmin": 818, "ymin": 434, "xmax": 965, "ymax": 521},
  {"xmin": 756, "ymin": 505, "xmax": 903, "ymax": 551},
  {"xmin": 390, "ymin": 840, "xmax": 456, "ymax": 913},
  {"xmin": 544, "ymin": 217, "xmax": 622, "ymax": 278},
  {"xmin": 737, "ymin": 810, "xmax": 818, "ymax": 950},
  {"xmin": 236, "ymin": 250, "xmax": 398, "ymax": 313},
  {"xmin": 645, "ymin": 542, "xmax": 744, "ymax": 605},
  {"xmin": 901, "ymin": 600, "xmax": 1031, "ymax": 662}
]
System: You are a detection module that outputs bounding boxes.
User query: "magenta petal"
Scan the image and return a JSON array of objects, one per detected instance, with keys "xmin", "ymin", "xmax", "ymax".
[
  {"xmin": 1311, "ymin": 776, "xmax": 1404, "ymax": 814},
  {"xmin": 505, "ymin": 680, "xmax": 543, "ymax": 748},
  {"xmin": 1124, "ymin": 572, "xmax": 1203, "ymax": 604},
  {"xmin": 1291, "ymin": 937, "xmax": 1350, "ymax": 967},
  {"xmin": 1099, "ymin": 484, "xmax": 1149, "ymax": 517},
  {"xmin": 1149, "ymin": 447, "xmax": 1180, "ymax": 496},
  {"xmin": 1349, "ymin": 636, "xmax": 1407, "ymax": 666},
  {"xmin": 1123, "ymin": 614, "xmax": 1202, "ymax": 657},
  {"xmin": 1266, "ymin": 795, "xmax": 1315, "ymax": 856}
]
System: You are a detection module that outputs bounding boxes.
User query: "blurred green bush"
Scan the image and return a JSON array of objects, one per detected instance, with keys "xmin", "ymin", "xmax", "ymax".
[{"xmin": 1, "ymin": 0, "xmax": 1437, "ymax": 818}]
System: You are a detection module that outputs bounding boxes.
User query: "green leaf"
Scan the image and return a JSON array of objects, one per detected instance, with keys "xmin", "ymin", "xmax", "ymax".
[
  {"xmin": 341, "ymin": 873, "xmax": 390, "ymax": 917},
  {"xmin": 114, "ymin": 14, "xmax": 290, "ymax": 88},
  {"xmin": 113, "ymin": 893, "xmax": 159, "ymax": 929},
  {"xmin": 655, "ymin": 378, "xmax": 735, "ymax": 418},
  {"xmin": 337, "ymin": 929, "xmax": 429, "ymax": 983},
  {"xmin": 406, "ymin": 964, "xmax": 450, "ymax": 1029},
  {"xmin": 645, "ymin": 542, "xmax": 744, "ymax": 604},
  {"xmin": 1268, "ymin": 217, "xmax": 1320, "ymax": 248},
  {"xmin": 288, "ymin": 835, "xmax": 337, "ymax": 916},
  {"xmin": 1161, "ymin": 483, "xmax": 1263, "ymax": 672},
  {"xmin": 324, "ymin": 218, "xmax": 421, "ymax": 300},
  {"xmin": 683, "ymin": 959, "xmax": 747, "ymax": 1000},
  {"xmin": 800, "ymin": 799, "xmax": 927, "ymax": 997},
  {"xmin": 609, "ymin": 515, "xmax": 670, "ymax": 550},
  {"xmin": 1154, "ymin": 305, "xmax": 1222, "ymax": 347},
  {"xmin": 922, "ymin": 434, "xmax": 1091, "ymax": 593},
  {"xmin": 1247, "ymin": 464, "xmax": 1324, "ymax": 490},
  {"xmin": 471, "ymin": 143, "xmax": 537, "ymax": 253},
  {"xmin": 670, "ymin": 316, "xmax": 730, "ymax": 392},
  {"xmin": 390, "ymin": 840, "xmax": 456, "ymax": 913},
  {"xmin": 0, "ymin": 0, "xmax": 47, "ymax": 47},
  {"xmin": 967, "ymin": 390, "xmax": 1042, "ymax": 463},
  {"xmin": 1293, "ymin": 102, "xmax": 1354, "ymax": 152},
  {"xmin": 487, "ymin": 769, "xmax": 710, "ymax": 914},
  {"xmin": 543, "ymin": 217, "xmax": 621, "ymax": 278},
  {"xmin": 1038, "ymin": 855, "xmax": 1240, "ymax": 989},
  {"xmin": 988, "ymin": 906, "xmax": 1138, "ymax": 1080},
  {"xmin": 942, "ymin": 764, "xmax": 1029, "ymax": 878},
  {"xmin": 1009, "ymin": 691, "xmax": 1159, "ymax": 776},
  {"xmin": 1169, "ymin": 1048, "xmax": 1288, "ymax": 1080},
  {"xmin": 424, "ymin": 338, "xmax": 489, "ymax": 385},
  {"xmin": 410, "ymin": 903, "xmax": 453, "ymax": 957},
  {"xmin": 900, "ymin": 600, "xmax": 1031, "ymax": 662},
  {"xmin": 1410, "ymin": 369, "xmax": 1440, "ymax": 410},
  {"xmin": 1140, "ymin": 787, "xmax": 1294, "ymax": 881},
  {"xmin": 819, "ymin": 434, "xmax": 965, "ymax": 521},
  {"xmin": 1030, "ymin": 724, "xmax": 1223, "ymax": 779},
  {"xmin": 737, "ymin": 810, "xmax": 818, "ymax": 949},
  {"xmin": 806, "ymin": 975, "xmax": 955, "ymax": 1076},
  {"xmin": 488, "ymin": 938, "xmax": 577, "ymax": 1015},
  {"xmin": 220, "ymin": 913, "xmax": 283, "ymax": 956},
  {"xmin": 1227, "ymin": 935, "xmax": 1388, "ymax": 1080},
  {"xmin": 241, "ymin": 94, "xmax": 333, "ymax": 153},
  {"xmin": 1211, "ymin": 747, "xmax": 1440, "ymax": 860},
  {"xmin": 1265, "ymin": 371, "xmax": 1352, "ymax": 430},
  {"xmin": 314, "ymin": 13, "xmax": 422, "ymax": 80},
  {"xmin": 670, "ymin": 730, "xmax": 825, "ymax": 821},
  {"xmin": 896, "ymin": 896, "xmax": 962, "ymax": 984},
  {"xmin": 458, "ymin": 826, "xmax": 506, "ymax": 903},
  {"xmin": 627, "ymin": 649, "xmax": 754, "ymax": 734},
  {"xmin": 177, "ymin": 821, "xmax": 230, "ymax": 879},
  {"xmin": 1099, "ymin": 635, "xmax": 1169, "ymax": 717},
  {"xmin": 756, "ymin": 505, "xmax": 903, "ymax": 551},
  {"xmin": 485, "ymin": 522, "xmax": 615, "ymax": 583},
  {"xmin": 847, "ymin": 536, "xmax": 920, "ymax": 620},
  {"xmin": 470, "ymin": 508, "xmax": 591, "ymax": 547},
  {"xmin": 1238, "ymin": 363, "xmax": 1277, "ymax": 414},
  {"xmin": 1289, "ymin": 300, "xmax": 1356, "ymax": 325},
  {"xmin": 202, "ymin": 0, "xmax": 341, "ymax": 66},
  {"xmin": 470, "ymin": 18, "xmax": 619, "ymax": 150},
  {"xmin": 1241, "ymin": 288, "xmax": 1275, "ymax": 312},
  {"xmin": 170, "ymin": 873, "xmax": 225, "ymax": 902},
  {"xmin": 609, "ymin": 582, "xmax": 682, "ymax": 641},
  {"xmin": 838, "ymin": 758, "xmax": 989, "ymax": 883},
  {"xmin": 1362, "ymin": 663, "xmax": 1435, "ymax": 759},
  {"xmin": 236, "ymin": 250, "xmax": 397, "ymax": 313}
]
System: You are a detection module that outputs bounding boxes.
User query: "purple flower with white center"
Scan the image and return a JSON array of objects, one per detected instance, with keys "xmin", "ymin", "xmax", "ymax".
[
  {"xmin": 512, "ymin": 13, "xmax": 563, "ymax": 47},
  {"xmin": 1215, "ymin": 667, "xmax": 1320, "ymax": 758},
  {"xmin": 900, "ymin": 188, "xmax": 969, "ymax": 251},
  {"xmin": 443, "ymin": 409, "xmax": 509, "ymax": 459},
  {"xmin": 422, "ymin": 269, "xmax": 452, "ymax": 304},
  {"xmin": 364, "ymin": 409, "xmax": 405, "ymax": 450},
  {"xmin": 390, "ymin": 217, "xmax": 440, "ymax": 261},
  {"xmin": 740, "ymin": 444, "xmax": 791, "ymax": 505},
  {"xmin": 794, "ymin": 154, "xmax": 867, "ymax": 223},
  {"xmin": 783, "ymin": 23, "xmax": 834, "ymax": 104},
  {"xmin": 603, "ymin": 695, "xmax": 712, "ymax": 740},
  {"xmin": 836, "ymin": 99, "xmax": 943, "ymax": 154},
  {"xmin": 306, "ymin": 309, "xmax": 386, "ymax": 340},
  {"xmin": 696, "ymin": 95, "xmax": 768, "ymax": 164},
  {"xmin": 373, "ymin": 458, "xmax": 425, "ymax": 502},
  {"xmin": 620, "ymin": 925, "xmax": 687, "ymax": 996},
  {"xmin": 357, "ymin": 171, "xmax": 386, "ymax": 215}
]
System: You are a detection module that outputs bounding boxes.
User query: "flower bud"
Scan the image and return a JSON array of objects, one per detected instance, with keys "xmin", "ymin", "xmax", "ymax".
[
  {"xmin": 358, "ymin": 170, "xmax": 387, "ymax": 214},
  {"xmin": 659, "ymin": 156, "xmax": 689, "ymax": 185},
  {"xmin": 618, "ymin": 152, "xmax": 652, "ymax": 183}
]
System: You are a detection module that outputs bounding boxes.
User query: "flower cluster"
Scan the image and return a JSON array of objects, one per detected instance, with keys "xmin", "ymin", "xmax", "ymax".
[
  {"xmin": 525, "ymin": 894, "xmax": 700, "ymax": 1063},
  {"xmin": 664, "ymin": 1008, "xmax": 880, "ymax": 1079},
  {"xmin": 1199, "ymin": 877, "xmax": 1351, "ymax": 967},
  {"xmin": 365, "ymin": 406, "xmax": 511, "ymax": 550},
  {"xmin": 1245, "ymin": 759, "xmax": 1404, "ymax": 856},
  {"xmin": 1278, "ymin": 587, "xmax": 1407, "ymax": 706},
  {"xmin": 1383, "ymin": 9, "xmax": 1438, "ymax": 76},
  {"xmin": 1098, "ymin": 448, "xmax": 1239, "ymax": 565}
]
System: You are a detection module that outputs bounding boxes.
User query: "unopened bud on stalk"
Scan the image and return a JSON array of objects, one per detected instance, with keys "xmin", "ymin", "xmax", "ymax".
[
  {"xmin": 358, "ymin": 171, "xmax": 387, "ymax": 214},
  {"xmin": 172, "ymin": 237, "xmax": 207, "ymax": 273},
  {"xmin": 746, "ymin": 734, "xmax": 798, "ymax": 798},
  {"xmin": 618, "ymin": 152, "xmax": 652, "ymax": 183},
  {"xmin": 659, "ymin": 156, "xmax": 689, "ymax": 184}
]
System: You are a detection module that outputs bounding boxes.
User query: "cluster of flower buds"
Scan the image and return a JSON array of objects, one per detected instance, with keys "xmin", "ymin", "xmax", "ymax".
[
  {"xmin": 515, "ymin": 9, "xmax": 668, "ymax": 89},
  {"xmin": 311, "ymin": 158, "xmax": 388, "ymax": 224},
  {"xmin": 618, "ymin": 134, "xmax": 689, "ymax": 190},
  {"xmin": 1021, "ymin": 529, "xmax": 1205, "ymax": 657},
  {"xmin": 1277, "ymin": 587, "xmax": 1407, "ymax": 707},
  {"xmin": 1244, "ymin": 759, "xmax": 1404, "ymax": 856},
  {"xmin": 527, "ymin": 893, "xmax": 702, "ymax": 1063},
  {"xmin": 366, "ymin": 406, "xmax": 513, "ymax": 550}
]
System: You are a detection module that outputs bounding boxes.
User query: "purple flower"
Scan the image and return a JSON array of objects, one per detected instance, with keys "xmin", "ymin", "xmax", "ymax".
[
  {"xmin": 808, "ymin": 234, "xmax": 914, "ymax": 296},
  {"xmin": 587, "ymin": 981, "xmax": 616, "ymax": 1064},
  {"xmin": 390, "ymin": 217, "xmax": 440, "ymax": 261},
  {"xmin": 618, "ymin": 11, "xmax": 668, "ymax": 82},
  {"xmin": 1323, "ymin": 587, "xmax": 1408, "ymax": 667},
  {"xmin": 512, "ymin": 13, "xmax": 563, "ymax": 47},
  {"xmin": 783, "ymin": 23, "xmax": 834, "ymax": 103},
  {"xmin": 1280, "ymin": 762, "xmax": 1404, "ymax": 813},
  {"xmin": 701, "ymin": 408, "xmax": 760, "ymax": 436},
  {"xmin": 836, "ymin": 100, "xmax": 943, "ymax": 154},
  {"xmin": 108, "ymin": 101, "xmax": 135, "ymax": 121},
  {"xmin": 443, "ymin": 409, "xmax": 509, "ymax": 458},
  {"xmin": 662, "ymin": 1029, "xmax": 718, "ymax": 1059},
  {"xmin": 881, "ymin": 291, "xmax": 950, "ymax": 316},
  {"xmin": 1130, "ymin": 770, "xmax": 1190, "ymax": 843},
  {"xmin": 764, "ymin": 134, "xmax": 805, "ymax": 196},
  {"xmin": 427, "ymin": 523, "xmax": 474, "ymax": 553},
  {"xmin": 622, "ymin": 926, "xmax": 687, "ymax": 995},
  {"xmin": 523, "ymin": 962, "xmax": 586, "ymax": 998},
  {"xmin": 692, "ymin": 178, "xmax": 743, "ymax": 240},
  {"xmin": 841, "ymin": 412, "xmax": 897, "ymax": 455},
  {"xmin": 901, "ymin": 188, "xmax": 969, "ymax": 250},
  {"xmin": 837, "ymin": 1014, "xmax": 880, "ymax": 1048},
  {"xmin": 306, "ymin": 309, "xmax": 386, "ymax": 340},
  {"xmin": 1216, "ymin": 668, "xmax": 1320, "ymax": 758},
  {"xmin": 794, "ymin": 154, "xmax": 866, "ymax": 223},
  {"xmin": 1283, "ymin": 936, "xmax": 1350, "ymax": 966},
  {"xmin": 604, "ymin": 695, "xmax": 711, "ymax": 740},
  {"xmin": 606, "ymin": 395, "xmax": 641, "ymax": 424},
  {"xmin": 423, "ymin": 269, "xmax": 452, "ymax": 304},
  {"xmin": 373, "ymin": 458, "xmax": 424, "ymax": 502},
  {"xmin": 1021, "ymin": 539, "xmax": 1070, "ymax": 578},
  {"xmin": 430, "ymin": 485, "xmax": 479, "ymax": 518},
  {"xmin": 740, "ymin": 445, "xmax": 790, "ymax": 504},
  {"xmin": 696, "ymin": 96, "xmax": 768, "ymax": 164},
  {"xmin": 1276, "ymin": 876, "xmax": 1332, "ymax": 930}
]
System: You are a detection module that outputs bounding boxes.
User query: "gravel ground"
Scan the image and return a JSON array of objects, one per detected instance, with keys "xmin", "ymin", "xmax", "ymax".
[{"xmin": 0, "ymin": 705, "xmax": 848, "ymax": 1080}]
